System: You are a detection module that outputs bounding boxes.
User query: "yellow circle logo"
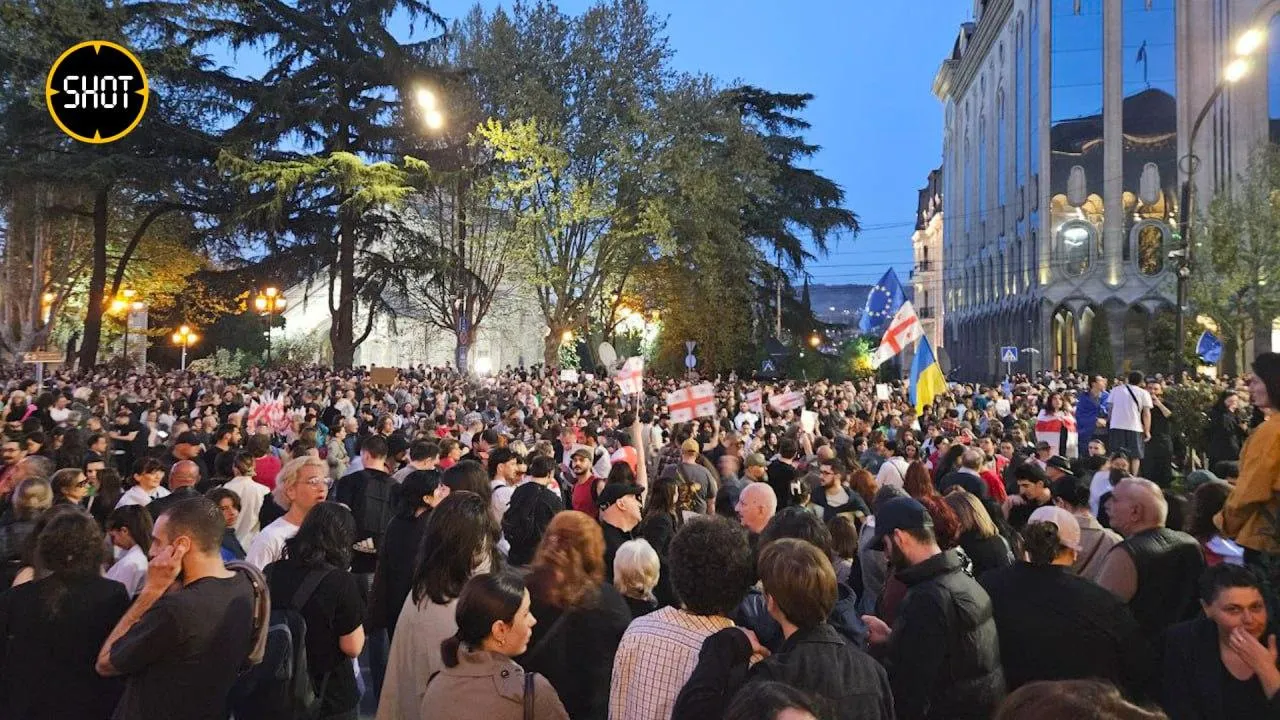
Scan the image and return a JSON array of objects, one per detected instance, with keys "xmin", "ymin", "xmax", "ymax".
[{"xmin": 45, "ymin": 41, "xmax": 149, "ymax": 144}]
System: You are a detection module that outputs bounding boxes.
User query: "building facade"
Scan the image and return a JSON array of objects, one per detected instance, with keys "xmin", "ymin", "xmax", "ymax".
[
  {"xmin": 911, "ymin": 168, "xmax": 945, "ymax": 351},
  {"xmin": 935, "ymin": 0, "xmax": 1280, "ymax": 380}
]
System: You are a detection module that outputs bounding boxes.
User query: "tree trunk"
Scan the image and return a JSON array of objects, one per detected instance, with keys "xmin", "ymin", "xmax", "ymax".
[
  {"xmin": 543, "ymin": 329, "xmax": 562, "ymax": 367},
  {"xmin": 330, "ymin": 212, "xmax": 358, "ymax": 367},
  {"xmin": 78, "ymin": 186, "xmax": 110, "ymax": 370}
]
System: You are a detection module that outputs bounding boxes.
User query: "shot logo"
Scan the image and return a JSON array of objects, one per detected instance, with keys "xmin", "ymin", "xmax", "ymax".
[{"xmin": 46, "ymin": 41, "xmax": 149, "ymax": 143}]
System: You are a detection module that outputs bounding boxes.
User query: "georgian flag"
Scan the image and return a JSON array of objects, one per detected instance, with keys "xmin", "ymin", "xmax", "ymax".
[
  {"xmin": 871, "ymin": 301, "xmax": 923, "ymax": 368},
  {"xmin": 744, "ymin": 389, "xmax": 763, "ymax": 414},
  {"xmin": 666, "ymin": 383, "xmax": 717, "ymax": 423},
  {"xmin": 769, "ymin": 390, "xmax": 805, "ymax": 413},
  {"xmin": 616, "ymin": 357, "xmax": 644, "ymax": 395}
]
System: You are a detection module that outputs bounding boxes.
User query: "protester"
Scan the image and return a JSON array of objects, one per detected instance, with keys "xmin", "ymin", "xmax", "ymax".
[
  {"xmin": 147, "ymin": 459, "xmax": 202, "ymax": 518},
  {"xmin": 810, "ymin": 458, "xmax": 870, "ymax": 524},
  {"xmin": 0, "ymin": 476, "xmax": 51, "ymax": 587},
  {"xmin": 369, "ymin": 469, "xmax": 447, "ymax": 640},
  {"xmin": 105, "ymin": 504, "xmax": 153, "ymax": 597},
  {"xmin": 598, "ymin": 481, "xmax": 643, "ymax": 582},
  {"xmin": 997, "ymin": 679, "xmax": 1167, "ymax": 720},
  {"xmin": 944, "ymin": 489, "xmax": 1013, "ymax": 578},
  {"xmin": 49, "ymin": 466, "xmax": 89, "ymax": 507},
  {"xmin": 737, "ymin": 481, "xmax": 778, "ymax": 545},
  {"xmin": 419, "ymin": 572, "xmax": 570, "ymax": 720},
  {"xmin": 115, "ymin": 457, "xmax": 169, "ymax": 508},
  {"xmin": 980, "ymin": 506, "xmax": 1151, "ymax": 697},
  {"xmin": 1108, "ymin": 372, "xmax": 1153, "ymax": 477},
  {"xmin": 723, "ymin": 682, "xmax": 824, "ymax": 720},
  {"xmin": 222, "ymin": 450, "xmax": 270, "ymax": 545},
  {"xmin": 264, "ymin": 502, "xmax": 366, "ymax": 720},
  {"xmin": 378, "ymin": 491, "xmax": 501, "ymax": 720},
  {"xmin": 205, "ymin": 487, "xmax": 247, "ymax": 561},
  {"xmin": 95, "ymin": 497, "xmax": 256, "ymax": 720},
  {"xmin": 1050, "ymin": 474, "xmax": 1121, "ymax": 580},
  {"xmin": 0, "ymin": 508, "xmax": 129, "ymax": 720},
  {"xmin": 503, "ymin": 455, "xmax": 566, "ymax": 567},
  {"xmin": 614, "ymin": 538, "xmax": 661, "ymax": 618},
  {"xmin": 245, "ymin": 456, "xmax": 329, "ymax": 569}
]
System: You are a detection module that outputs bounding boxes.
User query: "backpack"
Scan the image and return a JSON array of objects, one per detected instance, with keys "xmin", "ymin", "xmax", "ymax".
[{"xmin": 229, "ymin": 563, "xmax": 334, "ymax": 720}]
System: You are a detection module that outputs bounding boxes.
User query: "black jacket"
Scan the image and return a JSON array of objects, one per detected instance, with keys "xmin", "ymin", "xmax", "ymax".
[
  {"xmin": 673, "ymin": 623, "xmax": 894, "ymax": 720},
  {"xmin": 367, "ymin": 509, "xmax": 430, "ymax": 636},
  {"xmin": 887, "ymin": 549, "xmax": 1005, "ymax": 720},
  {"xmin": 735, "ymin": 581, "xmax": 869, "ymax": 652},
  {"xmin": 980, "ymin": 563, "xmax": 1152, "ymax": 698},
  {"xmin": 516, "ymin": 584, "xmax": 632, "ymax": 720},
  {"xmin": 1163, "ymin": 615, "xmax": 1280, "ymax": 720},
  {"xmin": 503, "ymin": 482, "xmax": 565, "ymax": 567},
  {"xmin": 958, "ymin": 530, "xmax": 1013, "ymax": 579},
  {"xmin": 147, "ymin": 486, "xmax": 202, "ymax": 519},
  {"xmin": 766, "ymin": 459, "xmax": 800, "ymax": 509},
  {"xmin": 808, "ymin": 484, "xmax": 871, "ymax": 524}
]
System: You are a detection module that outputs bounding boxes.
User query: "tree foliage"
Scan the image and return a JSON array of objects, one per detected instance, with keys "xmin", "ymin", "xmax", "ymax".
[{"xmin": 1083, "ymin": 306, "xmax": 1115, "ymax": 377}]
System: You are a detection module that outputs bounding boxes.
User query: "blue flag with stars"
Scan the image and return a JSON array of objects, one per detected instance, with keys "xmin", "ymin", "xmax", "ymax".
[{"xmin": 859, "ymin": 268, "xmax": 907, "ymax": 334}]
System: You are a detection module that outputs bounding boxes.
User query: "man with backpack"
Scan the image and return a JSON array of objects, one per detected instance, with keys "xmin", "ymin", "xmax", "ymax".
[
  {"xmin": 96, "ymin": 497, "xmax": 257, "ymax": 720},
  {"xmin": 503, "ymin": 455, "xmax": 566, "ymax": 566}
]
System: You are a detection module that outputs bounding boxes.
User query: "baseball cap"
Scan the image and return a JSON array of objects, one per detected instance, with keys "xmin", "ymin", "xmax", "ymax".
[
  {"xmin": 174, "ymin": 431, "xmax": 202, "ymax": 447},
  {"xmin": 681, "ymin": 438, "xmax": 701, "ymax": 454},
  {"xmin": 571, "ymin": 447, "xmax": 593, "ymax": 461},
  {"xmin": 870, "ymin": 496, "xmax": 933, "ymax": 547},
  {"xmin": 1028, "ymin": 505, "xmax": 1082, "ymax": 551},
  {"xmin": 1045, "ymin": 455, "xmax": 1072, "ymax": 473},
  {"xmin": 597, "ymin": 483, "xmax": 643, "ymax": 510},
  {"xmin": 745, "ymin": 453, "xmax": 767, "ymax": 469}
]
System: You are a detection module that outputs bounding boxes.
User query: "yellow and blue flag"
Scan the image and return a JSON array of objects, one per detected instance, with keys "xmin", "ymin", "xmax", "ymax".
[{"xmin": 909, "ymin": 335, "xmax": 947, "ymax": 414}]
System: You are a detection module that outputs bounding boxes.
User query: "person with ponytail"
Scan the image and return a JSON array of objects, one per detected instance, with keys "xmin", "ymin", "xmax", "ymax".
[
  {"xmin": 979, "ymin": 507, "xmax": 1151, "ymax": 698},
  {"xmin": 518, "ymin": 511, "xmax": 631, "ymax": 720},
  {"xmin": 421, "ymin": 572, "xmax": 569, "ymax": 720}
]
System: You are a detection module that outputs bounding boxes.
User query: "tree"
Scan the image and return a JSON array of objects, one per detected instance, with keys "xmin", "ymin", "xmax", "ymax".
[
  {"xmin": 1191, "ymin": 146, "xmax": 1280, "ymax": 375},
  {"xmin": 210, "ymin": 0, "xmax": 445, "ymax": 367},
  {"xmin": 1083, "ymin": 306, "xmax": 1114, "ymax": 377}
]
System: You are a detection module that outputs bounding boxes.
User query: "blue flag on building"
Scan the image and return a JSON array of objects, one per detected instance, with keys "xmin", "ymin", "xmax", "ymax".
[
  {"xmin": 859, "ymin": 268, "xmax": 907, "ymax": 334},
  {"xmin": 1196, "ymin": 330, "xmax": 1223, "ymax": 364}
]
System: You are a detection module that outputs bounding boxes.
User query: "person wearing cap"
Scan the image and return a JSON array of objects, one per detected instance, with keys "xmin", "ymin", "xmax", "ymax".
[
  {"xmin": 163, "ymin": 431, "xmax": 209, "ymax": 483},
  {"xmin": 743, "ymin": 453, "xmax": 768, "ymax": 483},
  {"xmin": 598, "ymin": 482, "xmax": 643, "ymax": 583},
  {"xmin": 1050, "ymin": 475, "xmax": 1121, "ymax": 581},
  {"xmin": 661, "ymin": 437, "xmax": 717, "ymax": 514},
  {"xmin": 1043, "ymin": 455, "xmax": 1076, "ymax": 484},
  {"xmin": 1008, "ymin": 462, "xmax": 1054, "ymax": 531},
  {"xmin": 979, "ymin": 506, "xmax": 1151, "ymax": 697},
  {"xmin": 569, "ymin": 447, "xmax": 605, "ymax": 519},
  {"xmin": 860, "ymin": 496, "xmax": 1005, "ymax": 719}
]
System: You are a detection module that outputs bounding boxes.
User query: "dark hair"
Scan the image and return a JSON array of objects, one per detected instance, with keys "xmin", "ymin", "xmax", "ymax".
[
  {"xmin": 528, "ymin": 455, "xmax": 555, "ymax": 480},
  {"xmin": 96, "ymin": 468, "xmax": 123, "ymax": 510},
  {"xmin": 246, "ymin": 434, "xmax": 271, "ymax": 458},
  {"xmin": 35, "ymin": 509, "xmax": 106, "ymax": 616},
  {"xmin": 49, "ymin": 468, "xmax": 86, "ymax": 499},
  {"xmin": 777, "ymin": 436, "xmax": 798, "ymax": 460},
  {"xmin": 1022, "ymin": 521, "xmax": 1064, "ymax": 565},
  {"xmin": 411, "ymin": 491, "xmax": 501, "ymax": 606},
  {"xmin": 996, "ymin": 679, "xmax": 1168, "ymax": 720},
  {"xmin": 669, "ymin": 517, "xmax": 754, "ymax": 616},
  {"xmin": 283, "ymin": 502, "xmax": 355, "ymax": 569},
  {"xmin": 409, "ymin": 440, "xmax": 439, "ymax": 462},
  {"xmin": 1199, "ymin": 563, "xmax": 1264, "ymax": 605},
  {"xmin": 401, "ymin": 470, "xmax": 441, "ymax": 514},
  {"xmin": 724, "ymin": 681, "xmax": 823, "ymax": 720},
  {"xmin": 757, "ymin": 539, "xmax": 837, "ymax": 629},
  {"xmin": 214, "ymin": 424, "xmax": 237, "ymax": 443},
  {"xmin": 643, "ymin": 476, "xmax": 682, "ymax": 528},
  {"xmin": 1050, "ymin": 477, "xmax": 1090, "ymax": 509},
  {"xmin": 107, "ymin": 504, "xmax": 154, "ymax": 555},
  {"xmin": 441, "ymin": 572, "xmax": 526, "ymax": 668},
  {"xmin": 487, "ymin": 447, "xmax": 517, "ymax": 477},
  {"xmin": 158, "ymin": 497, "xmax": 224, "ymax": 554},
  {"xmin": 206, "ymin": 487, "xmax": 241, "ymax": 512},
  {"xmin": 441, "ymin": 460, "xmax": 492, "ymax": 503},
  {"xmin": 759, "ymin": 507, "xmax": 834, "ymax": 560},
  {"xmin": 827, "ymin": 515, "xmax": 859, "ymax": 560},
  {"xmin": 1190, "ymin": 482, "xmax": 1231, "ymax": 542},
  {"xmin": 132, "ymin": 456, "xmax": 164, "ymax": 478},
  {"xmin": 361, "ymin": 434, "xmax": 389, "ymax": 460},
  {"xmin": 606, "ymin": 461, "xmax": 636, "ymax": 487},
  {"xmin": 1127, "ymin": 371, "xmax": 1144, "ymax": 386}
]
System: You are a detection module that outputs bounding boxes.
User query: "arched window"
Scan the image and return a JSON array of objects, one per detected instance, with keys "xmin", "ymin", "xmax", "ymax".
[
  {"xmin": 978, "ymin": 114, "xmax": 988, "ymax": 224},
  {"xmin": 997, "ymin": 91, "xmax": 1007, "ymax": 210},
  {"xmin": 1058, "ymin": 220, "xmax": 1094, "ymax": 278},
  {"xmin": 1132, "ymin": 221, "xmax": 1167, "ymax": 275}
]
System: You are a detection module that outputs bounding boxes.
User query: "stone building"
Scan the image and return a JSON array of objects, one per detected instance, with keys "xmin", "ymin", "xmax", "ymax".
[
  {"xmin": 911, "ymin": 168, "xmax": 945, "ymax": 351},
  {"xmin": 934, "ymin": 0, "xmax": 1280, "ymax": 380}
]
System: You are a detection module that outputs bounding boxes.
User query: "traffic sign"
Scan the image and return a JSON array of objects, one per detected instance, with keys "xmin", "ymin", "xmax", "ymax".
[
  {"xmin": 22, "ymin": 351, "xmax": 62, "ymax": 364},
  {"xmin": 761, "ymin": 358, "xmax": 776, "ymax": 374},
  {"xmin": 685, "ymin": 354, "xmax": 697, "ymax": 369},
  {"xmin": 1000, "ymin": 346, "xmax": 1019, "ymax": 363}
]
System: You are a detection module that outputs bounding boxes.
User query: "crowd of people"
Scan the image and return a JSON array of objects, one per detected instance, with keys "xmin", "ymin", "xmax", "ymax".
[{"xmin": 0, "ymin": 355, "xmax": 1277, "ymax": 720}]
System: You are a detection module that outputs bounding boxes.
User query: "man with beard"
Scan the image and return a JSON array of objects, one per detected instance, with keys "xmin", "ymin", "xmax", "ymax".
[
  {"xmin": 809, "ymin": 458, "xmax": 869, "ymax": 524},
  {"xmin": 861, "ymin": 497, "xmax": 1005, "ymax": 719},
  {"xmin": 569, "ymin": 447, "xmax": 604, "ymax": 519}
]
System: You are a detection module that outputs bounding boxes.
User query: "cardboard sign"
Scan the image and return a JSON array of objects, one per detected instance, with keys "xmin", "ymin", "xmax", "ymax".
[
  {"xmin": 560, "ymin": 369, "xmax": 580, "ymax": 383},
  {"xmin": 369, "ymin": 367, "xmax": 397, "ymax": 387},
  {"xmin": 875, "ymin": 384, "xmax": 890, "ymax": 401},
  {"xmin": 801, "ymin": 410, "xmax": 819, "ymax": 434}
]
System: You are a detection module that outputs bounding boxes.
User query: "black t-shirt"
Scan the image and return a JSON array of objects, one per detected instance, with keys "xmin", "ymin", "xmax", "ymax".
[
  {"xmin": 766, "ymin": 459, "xmax": 800, "ymax": 509},
  {"xmin": 265, "ymin": 560, "xmax": 365, "ymax": 715},
  {"xmin": 109, "ymin": 574, "xmax": 255, "ymax": 720},
  {"xmin": 0, "ymin": 574, "xmax": 129, "ymax": 720}
]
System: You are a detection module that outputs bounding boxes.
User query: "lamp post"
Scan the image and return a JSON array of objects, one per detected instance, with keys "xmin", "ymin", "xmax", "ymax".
[
  {"xmin": 254, "ymin": 287, "xmax": 286, "ymax": 365},
  {"xmin": 172, "ymin": 325, "xmax": 198, "ymax": 371},
  {"xmin": 111, "ymin": 289, "xmax": 145, "ymax": 366},
  {"xmin": 1176, "ymin": 23, "xmax": 1268, "ymax": 377}
]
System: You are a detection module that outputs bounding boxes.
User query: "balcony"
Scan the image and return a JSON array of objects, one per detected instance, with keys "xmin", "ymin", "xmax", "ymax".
[
  {"xmin": 918, "ymin": 306, "xmax": 934, "ymax": 319},
  {"xmin": 916, "ymin": 260, "xmax": 933, "ymax": 272}
]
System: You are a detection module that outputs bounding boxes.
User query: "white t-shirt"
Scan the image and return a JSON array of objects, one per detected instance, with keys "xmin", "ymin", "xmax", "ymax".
[
  {"xmin": 734, "ymin": 411, "xmax": 760, "ymax": 432},
  {"xmin": 491, "ymin": 478, "xmax": 516, "ymax": 521},
  {"xmin": 876, "ymin": 457, "xmax": 910, "ymax": 490},
  {"xmin": 1107, "ymin": 383, "xmax": 1152, "ymax": 433},
  {"xmin": 105, "ymin": 544, "xmax": 148, "ymax": 597},
  {"xmin": 222, "ymin": 475, "xmax": 271, "ymax": 546},
  {"xmin": 115, "ymin": 485, "xmax": 170, "ymax": 509},
  {"xmin": 1089, "ymin": 469, "xmax": 1114, "ymax": 517},
  {"xmin": 245, "ymin": 516, "xmax": 300, "ymax": 569}
]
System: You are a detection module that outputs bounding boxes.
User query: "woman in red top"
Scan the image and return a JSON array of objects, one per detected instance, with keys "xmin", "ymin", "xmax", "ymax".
[{"xmin": 248, "ymin": 433, "xmax": 282, "ymax": 490}]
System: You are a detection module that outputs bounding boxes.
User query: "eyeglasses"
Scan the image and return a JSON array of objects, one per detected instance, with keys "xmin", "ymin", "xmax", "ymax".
[{"xmin": 299, "ymin": 477, "xmax": 328, "ymax": 488}]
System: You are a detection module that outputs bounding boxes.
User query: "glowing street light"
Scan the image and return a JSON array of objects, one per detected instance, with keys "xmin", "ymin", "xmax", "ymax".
[
  {"xmin": 1224, "ymin": 58, "xmax": 1252, "ymax": 84},
  {"xmin": 561, "ymin": 330, "xmax": 574, "ymax": 344},
  {"xmin": 255, "ymin": 287, "xmax": 287, "ymax": 364},
  {"xmin": 1236, "ymin": 27, "xmax": 1267, "ymax": 57},
  {"xmin": 809, "ymin": 334, "xmax": 822, "ymax": 348},
  {"xmin": 414, "ymin": 86, "xmax": 445, "ymax": 131},
  {"xmin": 172, "ymin": 324, "xmax": 198, "ymax": 371}
]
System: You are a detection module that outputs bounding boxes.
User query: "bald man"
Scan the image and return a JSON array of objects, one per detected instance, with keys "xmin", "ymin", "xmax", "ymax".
[
  {"xmin": 148, "ymin": 460, "xmax": 203, "ymax": 518},
  {"xmin": 1093, "ymin": 477, "xmax": 1204, "ymax": 642},
  {"xmin": 736, "ymin": 481, "xmax": 777, "ymax": 537}
]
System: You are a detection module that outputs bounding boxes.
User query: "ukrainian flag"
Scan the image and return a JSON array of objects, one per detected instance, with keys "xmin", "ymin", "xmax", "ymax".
[{"xmin": 909, "ymin": 335, "xmax": 947, "ymax": 414}]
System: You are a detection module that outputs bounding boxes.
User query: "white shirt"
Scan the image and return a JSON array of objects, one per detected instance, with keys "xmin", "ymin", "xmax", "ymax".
[
  {"xmin": 245, "ymin": 516, "xmax": 300, "ymax": 569},
  {"xmin": 115, "ymin": 485, "xmax": 169, "ymax": 509},
  {"xmin": 105, "ymin": 544, "xmax": 148, "ymax": 597},
  {"xmin": 1107, "ymin": 383, "xmax": 1152, "ymax": 433},
  {"xmin": 1089, "ymin": 469, "xmax": 1114, "ymax": 517},
  {"xmin": 876, "ymin": 457, "xmax": 910, "ymax": 490},
  {"xmin": 222, "ymin": 475, "xmax": 271, "ymax": 546},
  {"xmin": 733, "ymin": 411, "xmax": 760, "ymax": 432},
  {"xmin": 491, "ymin": 478, "xmax": 516, "ymax": 521}
]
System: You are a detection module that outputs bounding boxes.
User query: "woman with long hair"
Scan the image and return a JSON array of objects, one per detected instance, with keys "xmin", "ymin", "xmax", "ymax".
[
  {"xmin": 369, "ymin": 470, "xmax": 448, "ymax": 641},
  {"xmin": 265, "ymin": 502, "xmax": 366, "ymax": 720},
  {"xmin": 0, "ymin": 509, "xmax": 128, "ymax": 719},
  {"xmin": 378, "ymin": 491, "xmax": 501, "ymax": 720},
  {"xmin": 105, "ymin": 505, "xmax": 153, "ymax": 597},
  {"xmin": 421, "ymin": 572, "xmax": 569, "ymax": 720},
  {"xmin": 1207, "ymin": 389, "xmax": 1247, "ymax": 472},
  {"xmin": 945, "ymin": 489, "xmax": 1013, "ymax": 578},
  {"xmin": 49, "ymin": 468, "xmax": 89, "ymax": 508},
  {"xmin": 1035, "ymin": 392, "xmax": 1078, "ymax": 459},
  {"xmin": 519, "ymin": 512, "xmax": 631, "ymax": 720},
  {"xmin": 639, "ymin": 476, "xmax": 681, "ymax": 607},
  {"xmin": 0, "ymin": 478, "xmax": 53, "ymax": 587}
]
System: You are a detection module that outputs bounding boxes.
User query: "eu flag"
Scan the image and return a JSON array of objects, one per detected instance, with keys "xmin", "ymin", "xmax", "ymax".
[
  {"xmin": 859, "ymin": 268, "xmax": 907, "ymax": 334},
  {"xmin": 909, "ymin": 334, "xmax": 948, "ymax": 414},
  {"xmin": 1196, "ymin": 331, "xmax": 1223, "ymax": 364}
]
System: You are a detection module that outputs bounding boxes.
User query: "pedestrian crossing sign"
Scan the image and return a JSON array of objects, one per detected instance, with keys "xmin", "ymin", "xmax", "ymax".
[{"xmin": 1000, "ymin": 346, "xmax": 1018, "ymax": 363}]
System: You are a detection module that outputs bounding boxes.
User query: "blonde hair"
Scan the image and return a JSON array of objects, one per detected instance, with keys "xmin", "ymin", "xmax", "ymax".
[
  {"xmin": 944, "ymin": 489, "xmax": 999, "ymax": 539},
  {"xmin": 271, "ymin": 456, "xmax": 328, "ymax": 510},
  {"xmin": 13, "ymin": 478, "xmax": 53, "ymax": 520},
  {"xmin": 613, "ymin": 539, "xmax": 660, "ymax": 599}
]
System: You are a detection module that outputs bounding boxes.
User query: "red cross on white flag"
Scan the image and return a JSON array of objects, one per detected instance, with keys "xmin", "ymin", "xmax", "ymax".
[
  {"xmin": 745, "ymin": 389, "xmax": 762, "ymax": 414},
  {"xmin": 871, "ymin": 301, "xmax": 923, "ymax": 368},
  {"xmin": 769, "ymin": 390, "xmax": 805, "ymax": 413},
  {"xmin": 616, "ymin": 357, "xmax": 644, "ymax": 395},
  {"xmin": 666, "ymin": 383, "xmax": 717, "ymax": 423}
]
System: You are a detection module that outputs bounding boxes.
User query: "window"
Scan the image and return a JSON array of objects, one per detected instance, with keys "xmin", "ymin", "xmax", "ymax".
[
  {"xmin": 1058, "ymin": 220, "xmax": 1094, "ymax": 278},
  {"xmin": 997, "ymin": 91, "xmax": 1007, "ymax": 210},
  {"xmin": 978, "ymin": 115, "xmax": 988, "ymax": 225},
  {"xmin": 1133, "ymin": 221, "xmax": 1166, "ymax": 275},
  {"xmin": 1015, "ymin": 15, "xmax": 1026, "ymax": 188}
]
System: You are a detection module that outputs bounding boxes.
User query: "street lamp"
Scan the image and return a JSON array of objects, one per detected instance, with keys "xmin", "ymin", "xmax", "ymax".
[
  {"xmin": 1176, "ymin": 21, "xmax": 1268, "ymax": 376},
  {"xmin": 809, "ymin": 333, "xmax": 821, "ymax": 349},
  {"xmin": 414, "ymin": 86, "xmax": 445, "ymax": 131},
  {"xmin": 110, "ymin": 289, "xmax": 145, "ymax": 365},
  {"xmin": 254, "ymin": 287, "xmax": 287, "ymax": 365},
  {"xmin": 172, "ymin": 325, "xmax": 198, "ymax": 371}
]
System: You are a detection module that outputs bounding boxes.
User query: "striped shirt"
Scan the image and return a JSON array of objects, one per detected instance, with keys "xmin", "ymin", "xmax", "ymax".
[{"xmin": 609, "ymin": 606, "xmax": 734, "ymax": 720}]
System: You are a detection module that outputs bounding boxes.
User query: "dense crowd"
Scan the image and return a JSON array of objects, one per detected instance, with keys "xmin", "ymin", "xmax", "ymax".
[{"xmin": 0, "ymin": 357, "xmax": 1278, "ymax": 720}]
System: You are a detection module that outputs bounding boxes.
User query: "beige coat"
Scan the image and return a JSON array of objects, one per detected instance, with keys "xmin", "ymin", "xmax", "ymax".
[
  {"xmin": 419, "ymin": 647, "xmax": 569, "ymax": 720},
  {"xmin": 377, "ymin": 594, "xmax": 459, "ymax": 720}
]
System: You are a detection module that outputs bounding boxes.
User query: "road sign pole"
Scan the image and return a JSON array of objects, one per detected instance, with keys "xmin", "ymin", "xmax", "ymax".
[{"xmin": 35, "ymin": 361, "xmax": 43, "ymax": 388}]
